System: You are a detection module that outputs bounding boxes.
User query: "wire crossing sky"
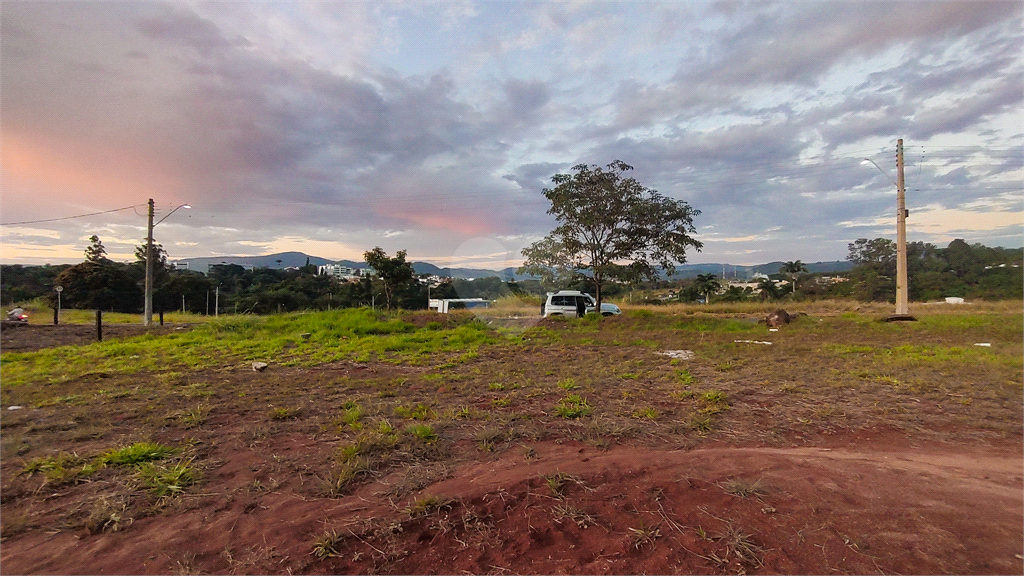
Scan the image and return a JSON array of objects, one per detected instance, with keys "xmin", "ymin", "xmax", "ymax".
[{"xmin": 1, "ymin": 1, "xmax": 1021, "ymax": 268}]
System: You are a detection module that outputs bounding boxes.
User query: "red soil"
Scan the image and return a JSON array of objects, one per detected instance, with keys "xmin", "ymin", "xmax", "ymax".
[{"xmin": 3, "ymin": 431, "xmax": 1021, "ymax": 575}]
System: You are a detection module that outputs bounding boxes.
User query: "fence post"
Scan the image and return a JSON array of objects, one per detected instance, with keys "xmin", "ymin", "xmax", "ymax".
[
  {"xmin": 96, "ymin": 310, "xmax": 102, "ymax": 342},
  {"xmin": 53, "ymin": 307, "xmax": 59, "ymax": 326}
]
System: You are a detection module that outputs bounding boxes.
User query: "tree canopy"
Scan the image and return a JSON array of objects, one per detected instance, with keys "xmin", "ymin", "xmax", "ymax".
[
  {"xmin": 518, "ymin": 160, "xmax": 702, "ymax": 309},
  {"xmin": 364, "ymin": 247, "xmax": 414, "ymax": 310}
]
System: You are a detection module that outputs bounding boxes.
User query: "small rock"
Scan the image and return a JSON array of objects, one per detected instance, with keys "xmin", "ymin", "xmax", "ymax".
[
  {"xmin": 252, "ymin": 362, "xmax": 269, "ymax": 372},
  {"xmin": 300, "ymin": 333, "xmax": 311, "ymax": 341},
  {"xmin": 7, "ymin": 405, "xmax": 23, "ymax": 410}
]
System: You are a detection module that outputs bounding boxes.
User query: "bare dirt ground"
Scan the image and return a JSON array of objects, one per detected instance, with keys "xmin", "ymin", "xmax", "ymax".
[
  {"xmin": 3, "ymin": 426, "xmax": 1020, "ymax": 575},
  {"xmin": 1, "ymin": 312, "xmax": 1021, "ymax": 575}
]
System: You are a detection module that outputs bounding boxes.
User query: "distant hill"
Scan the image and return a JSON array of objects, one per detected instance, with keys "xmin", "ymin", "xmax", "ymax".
[
  {"xmin": 172, "ymin": 252, "xmax": 333, "ymax": 273},
  {"xmin": 170, "ymin": 252, "xmax": 853, "ymax": 279}
]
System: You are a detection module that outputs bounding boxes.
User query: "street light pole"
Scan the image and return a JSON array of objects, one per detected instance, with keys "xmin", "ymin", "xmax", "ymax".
[
  {"xmin": 895, "ymin": 139, "xmax": 909, "ymax": 316},
  {"xmin": 144, "ymin": 199, "xmax": 155, "ymax": 326},
  {"xmin": 144, "ymin": 200, "xmax": 191, "ymax": 326},
  {"xmin": 862, "ymin": 141, "xmax": 914, "ymax": 321}
]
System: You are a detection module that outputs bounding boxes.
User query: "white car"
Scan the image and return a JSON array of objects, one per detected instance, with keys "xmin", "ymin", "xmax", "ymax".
[{"xmin": 543, "ymin": 290, "xmax": 621, "ymax": 317}]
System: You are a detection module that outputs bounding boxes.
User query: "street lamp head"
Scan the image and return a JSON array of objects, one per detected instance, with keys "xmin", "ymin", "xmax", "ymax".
[
  {"xmin": 861, "ymin": 158, "xmax": 896, "ymax": 185},
  {"xmin": 182, "ymin": 204, "xmax": 192, "ymax": 209}
]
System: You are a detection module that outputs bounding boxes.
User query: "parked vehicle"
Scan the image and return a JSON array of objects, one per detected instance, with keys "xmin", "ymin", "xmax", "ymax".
[{"xmin": 543, "ymin": 291, "xmax": 621, "ymax": 317}]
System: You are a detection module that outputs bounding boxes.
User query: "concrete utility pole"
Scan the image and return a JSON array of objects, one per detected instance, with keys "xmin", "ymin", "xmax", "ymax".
[
  {"xmin": 144, "ymin": 198, "xmax": 155, "ymax": 326},
  {"xmin": 893, "ymin": 139, "xmax": 914, "ymax": 320}
]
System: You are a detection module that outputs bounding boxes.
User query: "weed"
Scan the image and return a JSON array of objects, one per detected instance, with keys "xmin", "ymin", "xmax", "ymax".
[
  {"xmin": 543, "ymin": 472, "xmax": 584, "ymax": 498},
  {"xmin": 488, "ymin": 383, "xmax": 505, "ymax": 391},
  {"xmin": 475, "ymin": 427, "xmax": 505, "ymax": 452},
  {"xmin": 453, "ymin": 406, "xmax": 480, "ymax": 419},
  {"xmin": 675, "ymin": 369, "xmax": 695, "ymax": 385},
  {"xmin": 311, "ymin": 529, "xmax": 342, "ymax": 558},
  {"xmin": 394, "ymin": 402, "xmax": 436, "ymax": 420},
  {"xmin": 181, "ymin": 404, "xmax": 209, "ymax": 428},
  {"xmin": 632, "ymin": 407, "xmax": 659, "ymax": 419},
  {"xmin": 492, "ymin": 396, "xmax": 512, "ymax": 408},
  {"xmin": 329, "ymin": 457, "xmax": 370, "ymax": 495},
  {"xmin": 406, "ymin": 423, "xmax": 438, "ymax": 443},
  {"xmin": 376, "ymin": 419, "xmax": 395, "ymax": 434},
  {"xmin": 101, "ymin": 442, "xmax": 176, "ymax": 467},
  {"xmin": 557, "ymin": 377, "xmax": 579, "ymax": 391},
  {"xmin": 702, "ymin": 390, "xmax": 727, "ymax": 405},
  {"xmin": 876, "ymin": 375, "xmax": 901, "ymax": 386},
  {"xmin": 83, "ymin": 496, "xmax": 130, "ymax": 534},
  {"xmin": 714, "ymin": 521, "xmax": 766, "ymax": 567},
  {"xmin": 269, "ymin": 406, "xmax": 300, "ymax": 420},
  {"xmin": 554, "ymin": 394, "xmax": 592, "ymax": 419},
  {"xmin": 715, "ymin": 361, "xmax": 735, "ymax": 372},
  {"xmin": 719, "ymin": 477, "xmax": 768, "ymax": 498},
  {"xmin": 690, "ymin": 414, "xmax": 713, "ymax": 434},
  {"xmin": 620, "ymin": 372, "xmax": 639, "ymax": 380},
  {"xmin": 21, "ymin": 452, "xmax": 91, "ymax": 484},
  {"xmin": 137, "ymin": 459, "xmax": 201, "ymax": 497},
  {"xmin": 552, "ymin": 503, "xmax": 596, "ymax": 528},
  {"xmin": 339, "ymin": 404, "xmax": 363, "ymax": 430},
  {"xmin": 628, "ymin": 520, "xmax": 661, "ymax": 549},
  {"xmin": 406, "ymin": 494, "xmax": 454, "ymax": 516},
  {"xmin": 670, "ymin": 389, "xmax": 696, "ymax": 401}
]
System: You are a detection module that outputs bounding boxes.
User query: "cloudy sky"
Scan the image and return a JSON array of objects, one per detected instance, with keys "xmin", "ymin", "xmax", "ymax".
[{"xmin": 2, "ymin": 1, "xmax": 1021, "ymax": 270}]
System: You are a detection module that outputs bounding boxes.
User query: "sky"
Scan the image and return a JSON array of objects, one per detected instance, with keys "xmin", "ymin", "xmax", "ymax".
[{"xmin": 2, "ymin": 1, "xmax": 1022, "ymax": 270}]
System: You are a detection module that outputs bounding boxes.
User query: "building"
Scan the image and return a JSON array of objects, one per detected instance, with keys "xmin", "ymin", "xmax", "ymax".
[{"xmin": 318, "ymin": 264, "xmax": 366, "ymax": 281}]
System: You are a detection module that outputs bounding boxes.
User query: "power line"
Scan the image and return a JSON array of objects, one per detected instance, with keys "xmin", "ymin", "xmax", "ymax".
[{"xmin": 1, "ymin": 204, "xmax": 145, "ymax": 227}]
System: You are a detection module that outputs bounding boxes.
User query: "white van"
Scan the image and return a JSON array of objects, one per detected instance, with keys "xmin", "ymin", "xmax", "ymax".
[{"xmin": 543, "ymin": 291, "xmax": 621, "ymax": 317}]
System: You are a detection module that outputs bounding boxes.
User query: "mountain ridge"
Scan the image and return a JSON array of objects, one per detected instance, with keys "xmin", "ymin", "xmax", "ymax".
[{"xmin": 171, "ymin": 252, "xmax": 853, "ymax": 278}]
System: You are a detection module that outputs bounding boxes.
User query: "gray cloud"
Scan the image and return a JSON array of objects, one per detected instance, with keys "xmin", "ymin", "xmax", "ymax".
[{"xmin": 1, "ymin": 1, "xmax": 1019, "ymax": 267}]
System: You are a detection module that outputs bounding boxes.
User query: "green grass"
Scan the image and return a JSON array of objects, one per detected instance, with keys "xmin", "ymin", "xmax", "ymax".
[
  {"xmin": 0, "ymin": 308, "xmax": 499, "ymax": 387},
  {"xmin": 631, "ymin": 407, "xmax": 658, "ymax": 419},
  {"xmin": 554, "ymin": 394, "xmax": 592, "ymax": 419},
  {"xmin": 21, "ymin": 452, "xmax": 94, "ymax": 484},
  {"xmin": 557, "ymin": 377, "xmax": 579, "ymax": 391},
  {"xmin": 100, "ymin": 442, "xmax": 176, "ymax": 467},
  {"xmin": 394, "ymin": 402, "xmax": 436, "ymax": 420},
  {"xmin": 137, "ymin": 459, "xmax": 201, "ymax": 496},
  {"xmin": 405, "ymin": 423, "xmax": 438, "ymax": 443},
  {"xmin": 405, "ymin": 493, "xmax": 454, "ymax": 516}
]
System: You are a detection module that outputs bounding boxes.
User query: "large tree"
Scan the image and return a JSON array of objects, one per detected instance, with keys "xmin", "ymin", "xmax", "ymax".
[
  {"xmin": 779, "ymin": 260, "xmax": 808, "ymax": 296},
  {"xmin": 693, "ymin": 273, "xmax": 720, "ymax": 304},
  {"xmin": 364, "ymin": 247, "xmax": 414, "ymax": 310},
  {"xmin": 518, "ymin": 160, "xmax": 702, "ymax": 310}
]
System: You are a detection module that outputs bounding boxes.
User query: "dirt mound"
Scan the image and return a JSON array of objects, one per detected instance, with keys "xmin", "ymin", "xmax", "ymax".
[{"xmin": 3, "ymin": 435, "xmax": 1020, "ymax": 575}]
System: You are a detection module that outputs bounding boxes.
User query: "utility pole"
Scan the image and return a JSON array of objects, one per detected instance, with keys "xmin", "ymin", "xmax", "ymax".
[
  {"xmin": 215, "ymin": 285, "xmax": 220, "ymax": 317},
  {"xmin": 144, "ymin": 199, "xmax": 155, "ymax": 326},
  {"xmin": 893, "ymin": 139, "xmax": 912, "ymax": 319}
]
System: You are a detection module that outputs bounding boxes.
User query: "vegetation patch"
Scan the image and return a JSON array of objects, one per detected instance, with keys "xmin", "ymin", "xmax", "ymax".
[
  {"xmin": 100, "ymin": 442, "xmax": 177, "ymax": 467},
  {"xmin": 554, "ymin": 394, "xmax": 593, "ymax": 419}
]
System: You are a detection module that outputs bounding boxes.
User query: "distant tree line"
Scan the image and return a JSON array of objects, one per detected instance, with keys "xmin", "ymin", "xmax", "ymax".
[
  {"xmin": 2, "ymin": 237, "xmax": 1020, "ymax": 312},
  {"xmin": 658, "ymin": 239, "xmax": 1021, "ymax": 305}
]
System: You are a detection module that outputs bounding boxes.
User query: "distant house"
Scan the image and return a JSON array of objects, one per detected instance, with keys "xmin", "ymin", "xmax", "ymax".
[{"xmin": 318, "ymin": 264, "xmax": 364, "ymax": 281}]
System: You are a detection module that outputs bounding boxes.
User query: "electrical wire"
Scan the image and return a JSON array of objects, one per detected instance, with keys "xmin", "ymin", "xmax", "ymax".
[{"xmin": 1, "ymin": 204, "xmax": 146, "ymax": 227}]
